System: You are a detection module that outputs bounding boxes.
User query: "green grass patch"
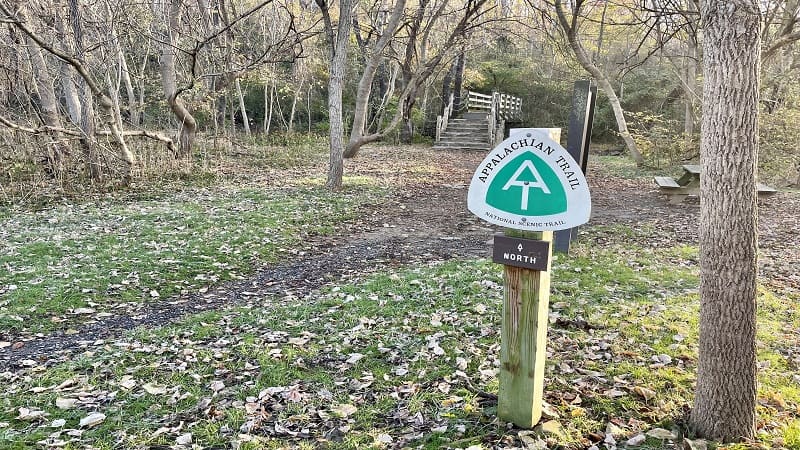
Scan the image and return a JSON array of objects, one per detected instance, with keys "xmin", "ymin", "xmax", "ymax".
[
  {"xmin": 0, "ymin": 180, "xmax": 385, "ymax": 334},
  {"xmin": 1, "ymin": 225, "xmax": 798, "ymax": 448},
  {"xmin": 593, "ymin": 155, "xmax": 684, "ymax": 179}
]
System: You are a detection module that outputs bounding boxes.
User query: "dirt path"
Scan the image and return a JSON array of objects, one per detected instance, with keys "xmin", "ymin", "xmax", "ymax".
[{"xmin": 2, "ymin": 146, "xmax": 797, "ymax": 370}]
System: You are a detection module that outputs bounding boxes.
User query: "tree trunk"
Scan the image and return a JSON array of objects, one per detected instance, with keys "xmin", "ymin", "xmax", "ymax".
[
  {"xmin": 307, "ymin": 83, "xmax": 312, "ymax": 133},
  {"xmin": 554, "ymin": 0, "xmax": 644, "ymax": 166},
  {"xmin": 684, "ymin": 0, "xmax": 698, "ymax": 149},
  {"xmin": 400, "ymin": 95, "xmax": 415, "ymax": 143},
  {"xmin": 452, "ymin": 51, "xmax": 465, "ymax": 113},
  {"xmin": 346, "ymin": 0, "xmax": 407, "ymax": 151},
  {"xmin": 690, "ymin": 1, "xmax": 760, "ymax": 442},
  {"xmin": 263, "ymin": 79, "xmax": 272, "ymax": 134},
  {"xmin": 25, "ymin": 34, "xmax": 67, "ymax": 175},
  {"xmin": 440, "ymin": 62, "xmax": 455, "ymax": 115},
  {"xmin": 159, "ymin": 0, "xmax": 198, "ymax": 157},
  {"xmin": 288, "ymin": 78, "xmax": 303, "ymax": 133},
  {"xmin": 60, "ymin": 63, "xmax": 82, "ymax": 125},
  {"xmin": 318, "ymin": 0, "xmax": 355, "ymax": 190},
  {"xmin": 117, "ymin": 40, "xmax": 138, "ymax": 127},
  {"xmin": 236, "ymin": 78, "xmax": 251, "ymax": 135},
  {"xmin": 53, "ymin": 10, "xmax": 81, "ymax": 125},
  {"xmin": 68, "ymin": 0, "xmax": 102, "ymax": 180},
  {"xmin": 265, "ymin": 79, "xmax": 274, "ymax": 134}
]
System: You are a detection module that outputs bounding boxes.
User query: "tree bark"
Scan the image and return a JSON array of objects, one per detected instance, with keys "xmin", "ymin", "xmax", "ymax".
[
  {"xmin": 52, "ymin": 8, "xmax": 82, "ymax": 125},
  {"xmin": 440, "ymin": 62, "xmax": 455, "ymax": 115},
  {"xmin": 25, "ymin": 33, "xmax": 67, "ymax": 175},
  {"xmin": 690, "ymin": 1, "xmax": 760, "ymax": 442},
  {"xmin": 317, "ymin": 0, "xmax": 355, "ymax": 190},
  {"xmin": 452, "ymin": 51, "xmax": 465, "ymax": 113},
  {"xmin": 683, "ymin": 0, "xmax": 698, "ymax": 149},
  {"xmin": 346, "ymin": 0, "xmax": 406, "ymax": 149},
  {"xmin": 554, "ymin": 0, "xmax": 644, "ymax": 166},
  {"xmin": 68, "ymin": 0, "xmax": 101, "ymax": 180},
  {"xmin": 159, "ymin": 0, "xmax": 198, "ymax": 157},
  {"xmin": 235, "ymin": 78, "xmax": 251, "ymax": 135}
]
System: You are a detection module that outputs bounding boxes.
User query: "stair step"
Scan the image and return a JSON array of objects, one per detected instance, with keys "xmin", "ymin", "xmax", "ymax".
[
  {"xmin": 434, "ymin": 141, "xmax": 490, "ymax": 148},
  {"xmin": 433, "ymin": 145, "xmax": 490, "ymax": 151},
  {"xmin": 440, "ymin": 132, "xmax": 487, "ymax": 137},
  {"xmin": 444, "ymin": 125, "xmax": 488, "ymax": 131}
]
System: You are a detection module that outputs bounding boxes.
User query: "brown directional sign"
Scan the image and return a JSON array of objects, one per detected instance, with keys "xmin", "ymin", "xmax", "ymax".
[{"xmin": 492, "ymin": 234, "xmax": 550, "ymax": 271}]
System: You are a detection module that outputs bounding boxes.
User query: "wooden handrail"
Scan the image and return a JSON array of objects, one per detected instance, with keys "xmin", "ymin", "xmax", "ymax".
[
  {"xmin": 435, "ymin": 92, "xmax": 455, "ymax": 143},
  {"xmin": 435, "ymin": 90, "xmax": 522, "ymax": 145},
  {"xmin": 466, "ymin": 90, "xmax": 522, "ymax": 145}
]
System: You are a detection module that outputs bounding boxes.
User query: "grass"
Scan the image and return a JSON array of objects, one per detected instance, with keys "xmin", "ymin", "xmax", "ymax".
[
  {"xmin": 591, "ymin": 155, "xmax": 685, "ymax": 180},
  {"xmin": 0, "ymin": 179, "xmax": 386, "ymax": 334},
  {"xmin": 3, "ymin": 231, "xmax": 798, "ymax": 448}
]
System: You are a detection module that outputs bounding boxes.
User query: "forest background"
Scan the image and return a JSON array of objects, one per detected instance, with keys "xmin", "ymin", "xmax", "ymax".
[{"xmin": 0, "ymin": 0, "xmax": 799, "ymax": 199}]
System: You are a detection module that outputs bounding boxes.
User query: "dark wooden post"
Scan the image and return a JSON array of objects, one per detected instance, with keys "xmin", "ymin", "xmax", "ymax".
[{"xmin": 555, "ymin": 80, "xmax": 596, "ymax": 253}]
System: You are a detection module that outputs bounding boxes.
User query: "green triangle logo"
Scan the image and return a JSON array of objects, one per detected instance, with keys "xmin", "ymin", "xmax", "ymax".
[{"xmin": 486, "ymin": 151, "xmax": 567, "ymax": 215}]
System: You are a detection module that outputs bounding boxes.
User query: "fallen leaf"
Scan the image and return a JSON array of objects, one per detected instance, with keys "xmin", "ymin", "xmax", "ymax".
[
  {"xmin": 647, "ymin": 428, "xmax": 677, "ymax": 440},
  {"xmin": 603, "ymin": 388, "xmax": 627, "ymax": 398},
  {"xmin": 626, "ymin": 433, "xmax": 646, "ymax": 446},
  {"xmin": 331, "ymin": 403, "xmax": 357, "ymax": 418},
  {"xmin": 79, "ymin": 412, "xmax": 106, "ymax": 428},
  {"xmin": 632, "ymin": 386, "xmax": 656, "ymax": 401},
  {"xmin": 55, "ymin": 398, "xmax": 77, "ymax": 409},
  {"xmin": 143, "ymin": 383, "xmax": 168, "ymax": 395},
  {"xmin": 346, "ymin": 353, "xmax": 364, "ymax": 364},
  {"xmin": 17, "ymin": 407, "xmax": 46, "ymax": 421},
  {"xmin": 119, "ymin": 376, "xmax": 136, "ymax": 390}
]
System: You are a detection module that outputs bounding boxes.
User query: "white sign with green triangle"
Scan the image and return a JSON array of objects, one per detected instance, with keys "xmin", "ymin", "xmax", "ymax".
[{"xmin": 467, "ymin": 130, "xmax": 591, "ymax": 231}]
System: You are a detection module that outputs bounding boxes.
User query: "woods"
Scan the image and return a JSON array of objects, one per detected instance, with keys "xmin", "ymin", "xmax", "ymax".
[
  {"xmin": 1, "ymin": 1, "xmax": 799, "ymax": 189},
  {"xmin": 1, "ymin": 0, "xmax": 800, "ymax": 447}
]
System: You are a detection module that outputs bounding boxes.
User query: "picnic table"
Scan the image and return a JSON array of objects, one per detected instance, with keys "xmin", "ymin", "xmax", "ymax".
[{"xmin": 655, "ymin": 164, "xmax": 777, "ymax": 204}]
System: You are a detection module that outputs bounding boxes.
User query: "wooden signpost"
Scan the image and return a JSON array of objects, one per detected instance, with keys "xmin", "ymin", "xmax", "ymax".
[
  {"xmin": 467, "ymin": 129, "xmax": 591, "ymax": 428},
  {"xmin": 555, "ymin": 80, "xmax": 597, "ymax": 254}
]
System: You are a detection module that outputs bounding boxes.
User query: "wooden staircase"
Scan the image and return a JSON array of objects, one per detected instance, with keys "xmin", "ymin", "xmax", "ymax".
[
  {"xmin": 434, "ymin": 90, "xmax": 522, "ymax": 151},
  {"xmin": 432, "ymin": 112, "xmax": 491, "ymax": 151}
]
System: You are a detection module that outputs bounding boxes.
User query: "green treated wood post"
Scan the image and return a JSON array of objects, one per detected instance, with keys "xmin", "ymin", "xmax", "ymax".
[{"xmin": 498, "ymin": 230, "xmax": 553, "ymax": 428}]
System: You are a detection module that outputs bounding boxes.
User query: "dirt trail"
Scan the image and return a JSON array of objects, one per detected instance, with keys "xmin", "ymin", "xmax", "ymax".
[{"xmin": 2, "ymin": 146, "xmax": 797, "ymax": 369}]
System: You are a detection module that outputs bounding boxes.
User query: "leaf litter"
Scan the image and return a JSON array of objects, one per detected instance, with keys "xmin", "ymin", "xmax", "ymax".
[{"xmin": 0, "ymin": 147, "xmax": 798, "ymax": 448}]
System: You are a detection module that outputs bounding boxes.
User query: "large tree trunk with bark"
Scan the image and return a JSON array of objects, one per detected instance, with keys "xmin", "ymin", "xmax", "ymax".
[
  {"xmin": 690, "ymin": 1, "xmax": 760, "ymax": 442},
  {"xmin": 318, "ymin": 0, "xmax": 355, "ymax": 190},
  {"xmin": 554, "ymin": 0, "xmax": 644, "ymax": 166}
]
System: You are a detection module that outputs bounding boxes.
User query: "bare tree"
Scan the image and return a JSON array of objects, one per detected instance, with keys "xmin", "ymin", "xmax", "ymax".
[
  {"xmin": 691, "ymin": 0, "xmax": 761, "ymax": 441},
  {"xmin": 316, "ymin": 0, "xmax": 355, "ymax": 190},
  {"xmin": 551, "ymin": 0, "xmax": 645, "ymax": 165},
  {"xmin": 344, "ymin": 0, "xmax": 492, "ymax": 158}
]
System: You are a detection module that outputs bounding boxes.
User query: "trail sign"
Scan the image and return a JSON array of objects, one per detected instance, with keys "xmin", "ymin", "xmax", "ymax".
[
  {"xmin": 492, "ymin": 234, "xmax": 549, "ymax": 270},
  {"xmin": 467, "ymin": 130, "xmax": 591, "ymax": 231},
  {"xmin": 467, "ymin": 128, "xmax": 592, "ymax": 429}
]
